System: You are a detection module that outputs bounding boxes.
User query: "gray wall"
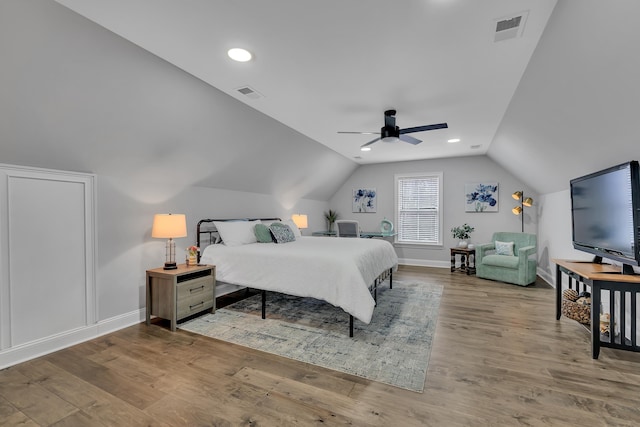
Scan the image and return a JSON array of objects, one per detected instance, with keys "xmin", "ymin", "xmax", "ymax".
[
  {"xmin": 0, "ymin": 0, "xmax": 354, "ymax": 322},
  {"xmin": 329, "ymin": 156, "xmax": 537, "ymax": 266}
]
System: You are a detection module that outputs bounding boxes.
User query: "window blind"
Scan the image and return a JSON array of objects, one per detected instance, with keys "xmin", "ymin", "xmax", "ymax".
[{"xmin": 396, "ymin": 174, "xmax": 441, "ymax": 244}]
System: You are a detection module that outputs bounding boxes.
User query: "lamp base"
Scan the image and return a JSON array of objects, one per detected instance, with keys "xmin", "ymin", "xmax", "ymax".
[{"xmin": 163, "ymin": 262, "xmax": 178, "ymax": 270}]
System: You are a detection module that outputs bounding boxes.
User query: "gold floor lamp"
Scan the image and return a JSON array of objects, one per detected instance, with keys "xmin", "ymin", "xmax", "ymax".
[{"xmin": 512, "ymin": 191, "xmax": 533, "ymax": 232}]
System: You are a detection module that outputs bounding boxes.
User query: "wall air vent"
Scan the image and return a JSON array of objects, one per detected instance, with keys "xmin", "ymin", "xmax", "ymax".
[
  {"xmin": 235, "ymin": 85, "xmax": 263, "ymax": 99},
  {"xmin": 494, "ymin": 10, "xmax": 528, "ymax": 42}
]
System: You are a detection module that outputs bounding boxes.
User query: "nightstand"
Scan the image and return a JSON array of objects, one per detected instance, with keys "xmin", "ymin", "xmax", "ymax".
[{"xmin": 146, "ymin": 264, "xmax": 216, "ymax": 331}]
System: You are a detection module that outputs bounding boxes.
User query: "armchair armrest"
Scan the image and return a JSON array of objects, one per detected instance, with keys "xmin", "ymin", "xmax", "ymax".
[
  {"xmin": 517, "ymin": 245, "xmax": 536, "ymax": 267},
  {"xmin": 518, "ymin": 245, "xmax": 536, "ymax": 257},
  {"xmin": 476, "ymin": 242, "xmax": 495, "ymax": 264}
]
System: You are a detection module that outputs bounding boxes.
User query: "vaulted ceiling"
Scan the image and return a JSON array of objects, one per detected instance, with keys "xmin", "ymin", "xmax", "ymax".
[
  {"xmin": 3, "ymin": 1, "xmax": 639, "ymax": 199},
  {"xmin": 54, "ymin": 0, "xmax": 557, "ymax": 165}
]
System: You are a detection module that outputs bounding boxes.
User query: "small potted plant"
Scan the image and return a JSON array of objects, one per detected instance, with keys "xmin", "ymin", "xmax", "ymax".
[
  {"xmin": 324, "ymin": 209, "xmax": 339, "ymax": 232},
  {"xmin": 451, "ymin": 223, "xmax": 474, "ymax": 248}
]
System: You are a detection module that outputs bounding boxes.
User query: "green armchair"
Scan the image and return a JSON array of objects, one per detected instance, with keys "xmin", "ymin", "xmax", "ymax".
[{"xmin": 476, "ymin": 232, "xmax": 537, "ymax": 286}]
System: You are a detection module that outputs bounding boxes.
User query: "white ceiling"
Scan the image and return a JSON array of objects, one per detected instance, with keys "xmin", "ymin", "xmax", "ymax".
[{"xmin": 54, "ymin": 0, "xmax": 557, "ymax": 165}]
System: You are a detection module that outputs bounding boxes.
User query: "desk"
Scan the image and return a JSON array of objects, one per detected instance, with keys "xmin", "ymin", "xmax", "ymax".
[
  {"xmin": 312, "ymin": 230, "xmax": 337, "ymax": 236},
  {"xmin": 450, "ymin": 247, "xmax": 476, "ymax": 275},
  {"xmin": 312, "ymin": 230, "xmax": 396, "ymax": 239},
  {"xmin": 554, "ymin": 259, "xmax": 640, "ymax": 359}
]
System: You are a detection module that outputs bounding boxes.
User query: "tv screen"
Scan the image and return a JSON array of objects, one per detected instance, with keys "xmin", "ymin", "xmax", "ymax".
[{"xmin": 570, "ymin": 161, "xmax": 640, "ymax": 271}]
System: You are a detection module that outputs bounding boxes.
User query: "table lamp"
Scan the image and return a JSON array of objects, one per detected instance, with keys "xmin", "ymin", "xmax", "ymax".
[
  {"xmin": 152, "ymin": 213, "xmax": 187, "ymax": 270},
  {"xmin": 291, "ymin": 214, "xmax": 308, "ymax": 230}
]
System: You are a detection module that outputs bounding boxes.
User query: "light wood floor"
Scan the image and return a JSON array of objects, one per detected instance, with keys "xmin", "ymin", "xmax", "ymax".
[{"xmin": 2, "ymin": 266, "xmax": 640, "ymax": 426}]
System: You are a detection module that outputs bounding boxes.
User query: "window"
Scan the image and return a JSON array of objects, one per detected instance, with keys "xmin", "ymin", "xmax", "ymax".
[{"xmin": 395, "ymin": 172, "xmax": 443, "ymax": 245}]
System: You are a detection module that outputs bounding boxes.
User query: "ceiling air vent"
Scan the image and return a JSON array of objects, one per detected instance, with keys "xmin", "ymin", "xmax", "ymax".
[
  {"xmin": 494, "ymin": 11, "xmax": 528, "ymax": 42},
  {"xmin": 235, "ymin": 85, "xmax": 263, "ymax": 100}
]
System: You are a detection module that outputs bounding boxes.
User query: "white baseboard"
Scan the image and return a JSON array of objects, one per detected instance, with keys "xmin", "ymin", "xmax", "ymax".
[
  {"xmin": 537, "ymin": 267, "xmax": 555, "ymax": 287},
  {"xmin": 0, "ymin": 308, "xmax": 145, "ymax": 370},
  {"xmin": 399, "ymin": 258, "xmax": 450, "ymax": 269}
]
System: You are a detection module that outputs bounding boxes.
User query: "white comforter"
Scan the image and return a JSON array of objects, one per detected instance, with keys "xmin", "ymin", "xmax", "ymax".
[{"xmin": 199, "ymin": 236, "xmax": 398, "ymax": 324}]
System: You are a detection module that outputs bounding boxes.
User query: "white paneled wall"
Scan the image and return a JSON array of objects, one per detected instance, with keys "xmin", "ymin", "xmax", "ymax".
[{"xmin": 0, "ymin": 164, "xmax": 96, "ymax": 368}]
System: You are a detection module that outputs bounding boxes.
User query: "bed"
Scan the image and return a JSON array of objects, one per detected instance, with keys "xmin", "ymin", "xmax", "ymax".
[{"xmin": 196, "ymin": 218, "xmax": 398, "ymax": 336}]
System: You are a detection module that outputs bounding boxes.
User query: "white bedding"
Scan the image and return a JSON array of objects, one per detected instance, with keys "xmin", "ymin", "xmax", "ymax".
[{"xmin": 199, "ymin": 236, "xmax": 398, "ymax": 324}]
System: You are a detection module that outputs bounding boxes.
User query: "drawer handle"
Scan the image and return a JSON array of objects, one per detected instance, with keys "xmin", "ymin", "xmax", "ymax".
[
  {"xmin": 190, "ymin": 301, "xmax": 204, "ymax": 310},
  {"xmin": 190, "ymin": 285, "xmax": 205, "ymax": 293}
]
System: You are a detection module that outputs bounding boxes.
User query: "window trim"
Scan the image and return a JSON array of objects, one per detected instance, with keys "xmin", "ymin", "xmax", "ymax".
[{"xmin": 394, "ymin": 172, "xmax": 444, "ymax": 247}]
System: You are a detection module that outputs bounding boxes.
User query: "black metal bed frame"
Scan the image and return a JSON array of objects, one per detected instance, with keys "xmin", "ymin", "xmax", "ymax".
[{"xmin": 195, "ymin": 217, "xmax": 393, "ymax": 337}]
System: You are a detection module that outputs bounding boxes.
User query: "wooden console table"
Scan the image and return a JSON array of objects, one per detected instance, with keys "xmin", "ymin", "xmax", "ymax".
[{"xmin": 554, "ymin": 259, "xmax": 640, "ymax": 359}]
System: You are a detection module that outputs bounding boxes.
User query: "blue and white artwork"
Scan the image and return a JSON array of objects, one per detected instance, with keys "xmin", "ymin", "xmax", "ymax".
[
  {"xmin": 353, "ymin": 188, "xmax": 377, "ymax": 213},
  {"xmin": 465, "ymin": 183, "xmax": 499, "ymax": 212}
]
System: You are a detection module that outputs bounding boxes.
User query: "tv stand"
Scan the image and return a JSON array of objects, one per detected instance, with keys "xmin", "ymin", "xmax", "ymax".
[{"xmin": 554, "ymin": 259, "xmax": 640, "ymax": 359}]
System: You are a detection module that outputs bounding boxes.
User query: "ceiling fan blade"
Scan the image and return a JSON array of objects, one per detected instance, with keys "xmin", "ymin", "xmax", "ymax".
[
  {"xmin": 400, "ymin": 123, "xmax": 448, "ymax": 134},
  {"xmin": 337, "ymin": 131, "xmax": 380, "ymax": 135},
  {"xmin": 361, "ymin": 137, "xmax": 381, "ymax": 148},
  {"xmin": 399, "ymin": 134, "xmax": 422, "ymax": 145}
]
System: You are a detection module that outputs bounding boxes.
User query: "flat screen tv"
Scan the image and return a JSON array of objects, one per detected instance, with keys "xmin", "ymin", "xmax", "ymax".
[{"xmin": 570, "ymin": 160, "xmax": 640, "ymax": 274}]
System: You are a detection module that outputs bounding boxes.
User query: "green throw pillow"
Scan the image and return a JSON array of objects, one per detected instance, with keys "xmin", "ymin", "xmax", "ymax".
[{"xmin": 254, "ymin": 223, "xmax": 273, "ymax": 243}]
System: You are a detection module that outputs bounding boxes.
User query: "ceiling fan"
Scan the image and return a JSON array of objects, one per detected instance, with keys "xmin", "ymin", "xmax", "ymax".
[{"xmin": 338, "ymin": 109, "xmax": 448, "ymax": 149}]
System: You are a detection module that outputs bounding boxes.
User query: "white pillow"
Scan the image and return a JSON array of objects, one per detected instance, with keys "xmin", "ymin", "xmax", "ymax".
[
  {"xmin": 495, "ymin": 240, "xmax": 515, "ymax": 256},
  {"xmin": 282, "ymin": 219, "xmax": 302, "ymax": 237},
  {"xmin": 213, "ymin": 220, "xmax": 260, "ymax": 246}
]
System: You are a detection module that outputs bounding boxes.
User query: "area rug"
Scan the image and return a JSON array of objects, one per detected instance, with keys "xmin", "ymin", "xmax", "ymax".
[{"xmin": 180, "ymin": 280, "xmax": 442, "ymax": 392}]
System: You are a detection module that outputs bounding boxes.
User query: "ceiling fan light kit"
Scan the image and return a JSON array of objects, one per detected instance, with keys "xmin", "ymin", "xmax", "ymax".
[{"xmin": 339, "ymin": 109, "xmax": 448, "ymax": 150}]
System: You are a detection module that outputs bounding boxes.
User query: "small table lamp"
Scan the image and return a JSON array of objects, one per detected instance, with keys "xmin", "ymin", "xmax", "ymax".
[
  {"xmin": 291, "ymin": 214, "xmax": 308, "ymax": 230},
  {"xmin": 152, "ymin": 213, "xmax": 187, "ymax": 270}
]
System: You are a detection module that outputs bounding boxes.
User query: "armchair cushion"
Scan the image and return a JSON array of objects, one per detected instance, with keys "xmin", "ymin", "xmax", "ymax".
[{"xmin": 481, "ymin": 254, "xmax": 519, "ymax": 269}]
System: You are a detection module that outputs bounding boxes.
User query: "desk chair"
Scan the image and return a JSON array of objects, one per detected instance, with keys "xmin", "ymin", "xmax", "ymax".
[{"xmin": 335, "ymin": 220, "xmax": 360, "ymax": 238}]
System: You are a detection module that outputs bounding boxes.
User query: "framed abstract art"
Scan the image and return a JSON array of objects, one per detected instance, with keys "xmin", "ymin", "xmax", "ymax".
[
  {"xmin": 465, "ymin": 182, "xmax": 498, "ymax": 212},
  {"xmin": 353, "ymin": 188, "xmax": 377, "ymax": 213}
]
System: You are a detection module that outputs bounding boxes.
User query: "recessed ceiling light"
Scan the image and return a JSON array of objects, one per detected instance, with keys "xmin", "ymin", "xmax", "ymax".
[
  {"xmin": 447, "ymin": 138, "xmax": 461, "ymax": 143},
  {"xmin": 360, "ymin": 146, "xmax": 372, "ymax": 152},
  {"xmin": 227, "ymin": 48, "xmax": 252, "ymax": 62}
]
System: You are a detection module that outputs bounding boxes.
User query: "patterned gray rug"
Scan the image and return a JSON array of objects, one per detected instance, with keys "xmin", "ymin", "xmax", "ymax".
[{"xmin": 180, "ymin": 280, "xmax": 442, "ymax": 392}]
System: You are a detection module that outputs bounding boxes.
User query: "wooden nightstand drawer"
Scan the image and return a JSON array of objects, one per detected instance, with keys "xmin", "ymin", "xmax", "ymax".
[
  {"xmin": 176, "ymin": 276, "xmax": 214, "ymax": 299},
  {"xmin": 177, "ymin": 293, "xmax": 214, "ymax": 320},
  {"xmin": 176, "ymin": 276, "xmax": 214, "ymax": 320}
]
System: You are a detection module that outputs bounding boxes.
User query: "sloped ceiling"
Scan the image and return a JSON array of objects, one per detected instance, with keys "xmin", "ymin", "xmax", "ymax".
[
  {"xmin": 4, "ymin": 1, "xmax": 636, "ymax": 199},
  {"xmin": 0, "ymin": 0, "xmax": 356, "ymax": 201},
  {"xmin": 53, "ymin": 0, "xmax": 557, "ymax": 164},
  {"xmin": 491, "ymin": 0, "xmax": 640, "ymax": 194}
]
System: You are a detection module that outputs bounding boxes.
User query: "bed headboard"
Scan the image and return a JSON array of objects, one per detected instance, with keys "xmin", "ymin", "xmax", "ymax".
[{"xmin": 196, "ymin": 218, "xmax": 282, "ymax": 254}]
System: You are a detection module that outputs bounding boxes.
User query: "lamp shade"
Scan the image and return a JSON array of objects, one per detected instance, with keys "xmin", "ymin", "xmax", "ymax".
[
  {"xmin": 523, "ymin": 197, "xmax": 534, "ymax": 207},
  {"xmin": 512, "ymin": 206, "xmax": 523, "ymax": 215},
  {"xmin": 152, "ymin": 214, "xmax": 187, "ymax": 238},
  {"xmin": 291, "ymin": 214, "xmax": 308, "ymax": 229},
  {"xmin": 512, "ymin": 191, "xmax": 523, "ymax": 200}
]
